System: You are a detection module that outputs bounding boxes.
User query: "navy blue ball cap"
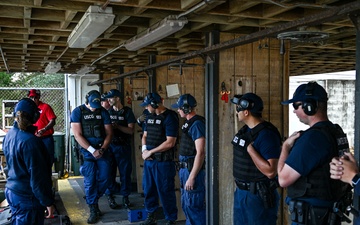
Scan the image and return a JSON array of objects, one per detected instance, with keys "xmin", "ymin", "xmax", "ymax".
[
  {"xmin": 140, "ymin": 93, "xmax": 162, "ymax": 107},
  {"xmin": 171, "ymin": 94, "xmax": 197, "ymax": 109},
  {"xmin": 103, "ymin": 89, "xmax": 121, "ymax": 99},
  {"xmin": 281, "ymin": 81, "xmax": 328, "ymax": 105},
  {"xmin": 87, "ymin": 91, "xmax": 101, "ymax": 109},
  {"xmin": 231, "ymin": 92, "xmax": 263, "ymax": 113},
  {"xmin": 14, "ymin": 98, "xmax": 39, "ymax": 117}
]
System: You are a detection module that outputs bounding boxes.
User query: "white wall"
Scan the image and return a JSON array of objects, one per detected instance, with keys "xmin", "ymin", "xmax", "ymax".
[
  {"xmin": 67, "ymin": 74, "xmax": 99, "ymax": 112},
  {"xmin": 288, "ymin": 71, "xmax": 355, "ymax": 149}
]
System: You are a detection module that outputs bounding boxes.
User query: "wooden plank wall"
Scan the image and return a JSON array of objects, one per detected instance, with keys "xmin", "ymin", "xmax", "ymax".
[
  {"xmin": 101, "ymin": 33, "xmax": 289, "ymax": 224},
  {"xmin": 218, "ymin": 33, "xmax": 289, "ymax": 225}
]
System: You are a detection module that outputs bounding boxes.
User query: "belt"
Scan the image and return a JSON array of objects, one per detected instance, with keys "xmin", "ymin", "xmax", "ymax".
[
  {"xmin": 235, "ymin": 179, "xmax": 251, "ymax": 191},
  {"xmin": 178, "ymin": 162, "xmax": 188, "ymax": 169}
]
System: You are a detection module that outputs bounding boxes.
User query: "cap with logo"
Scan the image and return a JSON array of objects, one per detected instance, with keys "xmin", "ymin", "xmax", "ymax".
[
  {"xmin": 281, "ymin": 81, "xmax": 328, "ymax": 105},
  {"xmin": 88, "ymin": 91, "xmax": 102, "ymax": 109},
  {"xmin": 171, "ymin": 94, "xmax": 197, "ymax": 109},
  {"xmin": 103, "ymin": 89, "xmax": 121, "ymax": 99},
  {"xmin": 140, "ymin": 93, "xmax": 162, "ymax": 107}
]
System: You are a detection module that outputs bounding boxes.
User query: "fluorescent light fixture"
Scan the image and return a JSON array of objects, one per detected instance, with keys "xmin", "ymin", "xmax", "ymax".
[
  {"xmin": 77, "ymin": 65, "xmax": 96, "ymax": 74},
  {"xmin": 68, "ymin": 5, "xmax": 115, "ymax": 48},
  {"xmin": 124, "ymin": 15, "xmax": 188, "ymax": 51},
  {"xmin": 45, "ymin": 62, "xmax": 61, "ymax": 74}
]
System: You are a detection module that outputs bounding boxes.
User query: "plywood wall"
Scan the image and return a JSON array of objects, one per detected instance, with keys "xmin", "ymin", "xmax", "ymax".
[
  {"xmin": 100, "ymin": 33, "xmax": 289, "ymax": 224},
  {"xmin": 218, "ymin": 33, "xmax": 289, "ymax": 225}
]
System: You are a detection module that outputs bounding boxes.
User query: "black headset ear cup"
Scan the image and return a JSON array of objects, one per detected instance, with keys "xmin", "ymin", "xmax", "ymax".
[
  {"xmin": 148, "ymin": 93, "xmax": 159, "ymax": 109},
  {"xmin": 302, "ymin": 98, "xmax": 317, "ymax": 115},
  {"xmin": 181, "ymin": 94, "xmax": 191, "ymax": 114}
]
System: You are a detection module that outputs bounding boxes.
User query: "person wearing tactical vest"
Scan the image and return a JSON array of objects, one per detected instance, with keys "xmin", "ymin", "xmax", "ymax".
[
  {"xmin": 230, "ymin": 93, "xmax": 282, "ymax": 225},
  {"xmin": 330, "ymin": 152, "xmax": 360, "ymax": 225},
  {"xmin": 101, "ymin": 92, "xmax": 111, "ymax": 110},
  {"xmin": 3, "ymin": 98, "xmax": 55, "ymax": 224},
  {"xmin": 70, "ymin": 90, "xmax": 113, "ymax": 224},
  {"xmin": 103, "ymin": 89, "xmax": 136, "ymax": 209},
  {"xmin": 140, "ymin": 92, "xmax": 179, "ymax": 225},
  {"xmin": 171, "ymin": 94, "xmax": 206, "ymax": 225},
  {"xmin": 279, "ymin": 82, "xmax": 352, "ymax": 225}
]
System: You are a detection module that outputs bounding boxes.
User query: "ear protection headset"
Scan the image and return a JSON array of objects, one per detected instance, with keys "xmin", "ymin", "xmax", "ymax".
[
  {"xmin": 181, "ymin": 94, "xmax": 191, "ymax": 114},
  {"xmin": 146, "ymin": 93, "xmax": 159, "ymax": 109},
  {"xmin": 14, "ymin": 98, "xmax": 40, "ymax": 124},
  {"xmin": 302, "ymin": 82, "xmax": 317, "ymax": 116},
  {"xmin": 234, "ymin": 98, "xmax": 254, "ymax": 112},
  {"xmin": 85, "ymin": 90, "xmax": 101, "ymax": 105}
]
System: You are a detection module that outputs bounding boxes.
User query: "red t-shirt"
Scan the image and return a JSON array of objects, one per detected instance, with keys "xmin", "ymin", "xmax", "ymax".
[{"xmin": 34, "ymin": 101, "xmax": 57, "ymax": 136}]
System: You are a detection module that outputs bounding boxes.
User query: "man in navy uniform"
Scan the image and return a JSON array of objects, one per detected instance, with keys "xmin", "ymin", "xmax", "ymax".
[
  {"xmin": 171, "ymin": 94, "xmax": 206, "ymax": 225},
  {"xmin": 70, "ymin": 90, "xmax": 113, "ymax": 224},
  {"xmin": 104, "ymin": 89, "xmax": 136, "ymax": 209},
  {"xmin": 140, "ymin": 92, "xmax": 179, "ymax": 225}
]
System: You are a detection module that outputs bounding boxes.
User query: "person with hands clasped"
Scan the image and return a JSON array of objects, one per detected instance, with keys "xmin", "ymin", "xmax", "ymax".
[
  {"xmin": 103, "ymin": 89, "xmax": 136, "ymax": 209},
  {"xmin": 140, "ymin": 92, "xmax": 179, "ymax": 225},
  {"xmin": 230, "ymin": 93, "xmax": 281, "ymax": 225},
  {"xmin": 278, "ymin": 82, "xmax": 352, "ymax": 225},
  {"xmin": 171, "ymin": 94, "xmax": 206, "ymax": 225},
  {"xmin": 330, "ymin": 152, "xmax": 360, "ymax": 224},
  {"xmin": 70, "ymin": 90, "xmax": 113, "ymax": 224},
  {"xmin": 3, "ymin": 98, "xmax": 55, "ymax": 224}
]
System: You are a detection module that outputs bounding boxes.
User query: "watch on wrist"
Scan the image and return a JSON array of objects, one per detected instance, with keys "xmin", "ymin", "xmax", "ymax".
[{"xmin": 352, "ymin": 174, "xmax": 360, "ymax": 186}]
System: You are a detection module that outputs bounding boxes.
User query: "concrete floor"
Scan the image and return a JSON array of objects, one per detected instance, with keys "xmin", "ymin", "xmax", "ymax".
[{"xmin": 57, "ymin": 177, "xmax": 185, "ymax": 225}]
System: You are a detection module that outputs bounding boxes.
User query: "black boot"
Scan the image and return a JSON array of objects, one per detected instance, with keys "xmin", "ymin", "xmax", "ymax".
[
  {"xmin": 123, "ymin": 196, "xmax": 131, "ymax": 208},
  {"xmin": 87, "ymin": 204, "xmax": 99, "ymax": 224},
  {"xmin": 106, "ymin": 194, "xmax": 119, "ymax": 209},
  {"xmin": 94, "ymin": 203, "xmax": 102, "ymax": 217},
  {"xmin": 140, "ymin": 212, "xmax": 157, "ymax": 225}
]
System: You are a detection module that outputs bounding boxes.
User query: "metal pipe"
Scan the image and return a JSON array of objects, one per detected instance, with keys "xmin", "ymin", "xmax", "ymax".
[
  {"xmin": 55, "ymin": 47, "xmax": 69, "ymax": 63},
  {"xmin": 90, "ymin": 44, "xmax": 124, "ymax": 66},
  {"xmin": 89, "ymin": 0, "xmax": 360, "ymax": 86},
  {"xmin": 177, "ymin": 1, "xmax": 206, "ymax": 19},
  {"xmin": 0, "ymin": 46, "xmax": 10, "ymax": 73},
  {"xmin": 101, "ymin": 0, "xmax": 111, "ymax": 11},
  {"xmin": 91, "ymin": 0, "xmax": 209, "ymax": 67}
]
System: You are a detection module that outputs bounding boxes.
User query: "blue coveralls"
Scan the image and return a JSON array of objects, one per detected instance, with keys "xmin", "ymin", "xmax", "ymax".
[
  {"xmin": 105, "ymin": 106, "xmax": 136, "ymax": 197},
  {"xmin": 233, "ymin": 125, "xmax": 281, "ymax": 225},
  {"xmin": 70, "ymin": 105, "xmax": 112, "ymax": 205},
  {"xmin": 3, "ymin": 122, "xmax": 54, "ymax": 224},
  {"xmin": 285, "ymin": 121, "xmax": 349, "ymax": 225},
  {"xmin": 179, "ymin": 119, "xmax": 206, "ymax": 225},
  {"xmin": 143, "ymin": 109, "xmax": 179, "ymax": 222}
]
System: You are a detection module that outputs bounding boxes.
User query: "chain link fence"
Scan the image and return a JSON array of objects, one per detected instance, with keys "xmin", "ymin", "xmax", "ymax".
[{"xmin": 0, "ymin": 88, "xmax": 66, "ymax": 133}]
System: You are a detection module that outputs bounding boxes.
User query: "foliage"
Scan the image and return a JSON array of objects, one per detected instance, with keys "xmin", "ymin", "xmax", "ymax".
[{"xmin": 0, "ymin": 72, "xmax": 65, "ymax": 87}]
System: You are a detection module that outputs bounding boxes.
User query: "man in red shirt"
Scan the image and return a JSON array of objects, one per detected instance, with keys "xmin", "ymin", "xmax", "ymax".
[{"xmin": 28, "ymin": 89, "xmax": 57, "ymax": 166}]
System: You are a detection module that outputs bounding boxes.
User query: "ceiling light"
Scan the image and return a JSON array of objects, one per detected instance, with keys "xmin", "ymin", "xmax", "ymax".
[
  {"xmin": 68, "ymin": 5, "xmax": 115, "ymax": 48},
  {"xmin": 77, "ymin": 65, "xmax": 95, "ymax": 74},
  {"xmin": 45, "ymin": 62, "xmax": 61, "ymax": 74},
  {"xmin": 124, "ymin": 15, "xmax": 188, "ymax": 51}
]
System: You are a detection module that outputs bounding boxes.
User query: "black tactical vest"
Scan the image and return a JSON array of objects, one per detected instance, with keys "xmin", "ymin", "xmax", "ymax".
[
  {"xmin": 288, "ymin": 124, "xmax": 351, "ymax": 201},
  {"xmin": 179, "ymin": 115, "xmax": 205, "ymax": 156},
  {"xmin": 80, "ymin": 105, "xmax": 105, "ymax": 139},
  {"xmin": 232, "ymin": 121, "xmax": 281, "ymax": 181},
  {"xmin": 109, "ymin": 106, "xmax": 131, "ymax": 139},
  {"xmin": 146, "ymin": 109, "xmax": 178, "ymax": 150}
]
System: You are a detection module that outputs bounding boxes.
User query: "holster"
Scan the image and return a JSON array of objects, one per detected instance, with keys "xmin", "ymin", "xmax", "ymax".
[
  {"xmin": 309, "ymin": 206, "xmax": 329, "ymax": 225},
  {"xmin": 256, "ymin": 181, "xmax": 276, "ymax": 209}
]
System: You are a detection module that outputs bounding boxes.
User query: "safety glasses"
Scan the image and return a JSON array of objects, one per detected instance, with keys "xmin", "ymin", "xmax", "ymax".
[{"xmin": 292, "ymin": 102, "xmax": 302, "ymax": 110}]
